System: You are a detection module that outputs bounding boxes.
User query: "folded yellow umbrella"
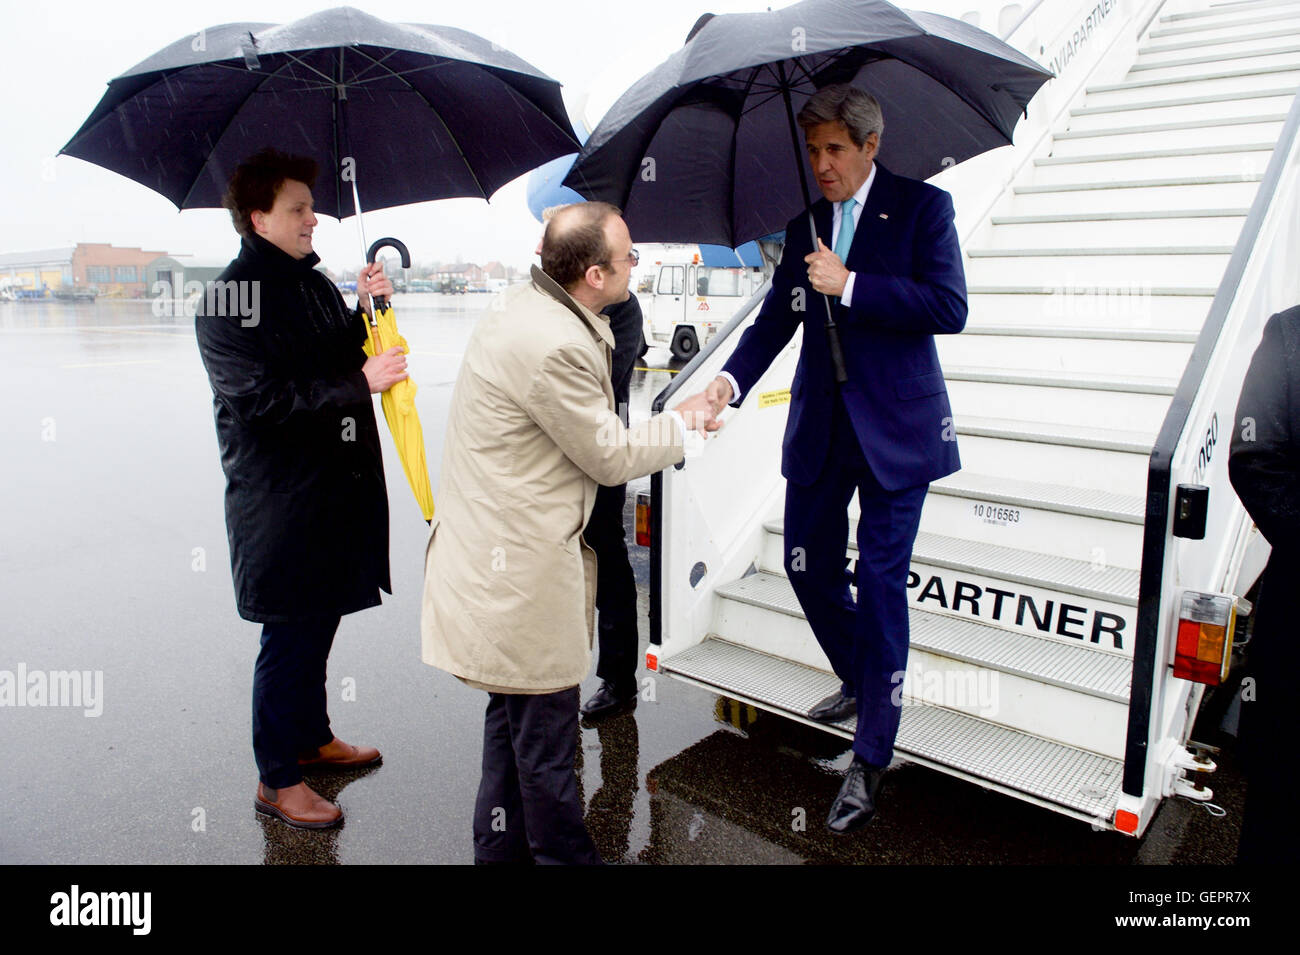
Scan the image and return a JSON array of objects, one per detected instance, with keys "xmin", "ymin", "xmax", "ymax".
[{"xmin": 361, "ymin": 249, "xmax": 435, "ymax": 523}]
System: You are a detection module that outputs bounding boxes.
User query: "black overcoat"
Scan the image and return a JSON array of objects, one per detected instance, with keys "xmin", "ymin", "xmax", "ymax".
[{"xmin": 196, "ymin": 233, "xmax": 390, "ymax": 623}]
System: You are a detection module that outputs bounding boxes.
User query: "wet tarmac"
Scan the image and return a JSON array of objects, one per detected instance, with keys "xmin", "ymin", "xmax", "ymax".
[{"xmin": 0, "ymin": 295, "xmax": 1248, "ymax": 865}]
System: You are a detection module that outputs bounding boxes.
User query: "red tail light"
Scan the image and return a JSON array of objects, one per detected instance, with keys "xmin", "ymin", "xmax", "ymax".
[
  {"xmin": 1173, "ymin": 592, "xmax": 1235, "ymax": 686},
  {"xmin": 635, "ymin": 492, "xmax": 651, "ymax": 547}
]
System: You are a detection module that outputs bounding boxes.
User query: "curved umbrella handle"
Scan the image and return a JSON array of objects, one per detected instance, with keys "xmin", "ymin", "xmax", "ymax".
[{"xmin": 366, "ymin": 237, "xmax": 411, "ymax": 313}]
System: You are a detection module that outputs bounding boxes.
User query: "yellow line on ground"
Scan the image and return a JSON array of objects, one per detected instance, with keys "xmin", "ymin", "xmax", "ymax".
[
  {"xmin": 636, "ymin": 366, "xmax": 679, "ymax": 374},
  {"xmin": 71, "ymin": 328, "xmax": 188, "ymax": 339},
  {"xmin": 61, "ymin": 359, "xmax": 163, "ymax": 369}
]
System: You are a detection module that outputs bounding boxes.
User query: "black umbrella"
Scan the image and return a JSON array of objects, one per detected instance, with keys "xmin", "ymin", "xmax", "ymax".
[
  {"xmin": 565, "ymin": 0, "xmax": 1050, "ymax": 245},
  {"xmin": 562, "ymin": 0, "xmax": 1051, "ymax": 381},
  {"xmin": 60, "ymin": 6, "xmax": 580, "ymax": 230},
  {"xmin": 60, "ymin": 7, "xmax": 581, "ymax": 523}
]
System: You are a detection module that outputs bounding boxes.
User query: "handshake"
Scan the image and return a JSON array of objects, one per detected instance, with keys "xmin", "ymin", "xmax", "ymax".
[{"xmin": 670, "ymin": 376, "xmax": 736, "ymax": 436}]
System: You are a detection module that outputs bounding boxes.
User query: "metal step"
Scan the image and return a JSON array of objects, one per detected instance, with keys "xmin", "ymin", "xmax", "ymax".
[
  {"xmin": 1089, "ymin": 64, "xmax": 1300, "ymax": 95},
  {"xmin": 764, "ymin": 521, "xmax": 1141, "ymax": 605},
  {"xmin": 929, "ymin": 471, "xmax": 1145, "ymax": 524},
  {"xmin": 1034, "ymin": 144, "xmax": 1273, "ymax": 165},
  {"xmin": 991, "ymin": 208, "xmax": 1248, "ymax": 222},
  {"xmin": 659, "ymin": 638, "xmax": 1124, "ymax": 821},
  {"xmin": 1013, "ymin": 174, "xmax": 1259, "ymax": 191},
  {"xmin": 1206, "ymin": 0, "xmax": 1300, "ymax": 10},
  {"xmin": 1129, "ymin": 44, "xmax": 1300, "ymax": 74},
  {"xmin": 967, "ymin": 285, "xmax": 1214, "ymax": 296},
  {"xmin": 946, "ymin": 379, "xmax": 1175, "ymax": 435},
  {"xmin": 943, "ymin": 365, "xmax": 1177, "ymax": 395},
  {"xmin": 1058, "ymin": 112, "xmax": 1286, "ymax": 138},
  {"xmin": 959, "ymin": 324, "xmax": 1198, "ymax": 343},
  {"xmin": 714, "ymin": 573, "xmax": 1131, "ymax": 701},
  {"xmin": 1004, "ymin": 180, "xmax": 1262, "ymax": 214},
  {"xmin": 1163, "ymin": 0, "xmax": 1300, "ymax": 21},
  {"xmin": 1027, "ymin": 152, "xmax": 1268, "ymax": 184},
  {"xmin": 954, "ymin": 414, "xmax": 1154, "ymax": 457},
  {"xmin": 983, "ymin": 212, "xmax": 1245, "ymax": 247},
  {"xmin": 966, "ymin": 249, "xmax": 1231, "ymax": 286},
  {"xmin": 1070, "ymin": 87, "xmax": 1296, "ymax": 115},
  {"xmin": 1142, "ymin": 27, "xmax": 1300, "ymax": 55},
  {"xmin": 939, "ymin": 335, "xmax": 1194, "ymax": 386},
  {"xmin": 1150, "ymin": 12, "xmax": 1300, "ymax": 39}
]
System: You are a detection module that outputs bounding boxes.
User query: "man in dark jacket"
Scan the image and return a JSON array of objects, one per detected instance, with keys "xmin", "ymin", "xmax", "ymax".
[
  {"xmin": 581, "ymin": 291, "xmax": 650, "ymax": 720},
  {"xmin": 196, "ymin": 148, "xmax": 408, "ymax": 829},
  {"xmin": 1228, "ymin": 304, "xmax": 1300, "ymax": 864}
]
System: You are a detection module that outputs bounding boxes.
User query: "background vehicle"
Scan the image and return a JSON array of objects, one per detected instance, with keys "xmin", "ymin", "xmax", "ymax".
[{"xmin": 636, "ymin": 242, "xmax": 770, "ymax": 360}]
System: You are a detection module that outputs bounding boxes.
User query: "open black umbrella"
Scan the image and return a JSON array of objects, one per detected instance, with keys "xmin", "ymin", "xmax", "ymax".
[
  {"xmin": 60, "ymin": 6, "xmax": 581, "ymax": 521},
  {"xmin": 60, "ymin": 6, "xmax": 580, "ymax": 226},
  {"xmin": 563, "ymin": 0, "xmax": 1051, "ymax": 380},
  {"xmin": 565, "ymin": 0, "xmax": 1049, "ymax": 245}
]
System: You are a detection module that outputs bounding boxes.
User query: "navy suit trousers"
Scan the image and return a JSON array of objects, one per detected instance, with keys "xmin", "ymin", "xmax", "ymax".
[
  {"xmin": 252, "ymin": 616, "xmax": 339, "ymax": 788},
  {"xmin": 782, "ymin": 396, "xmax": 927, "ymax": 767}
]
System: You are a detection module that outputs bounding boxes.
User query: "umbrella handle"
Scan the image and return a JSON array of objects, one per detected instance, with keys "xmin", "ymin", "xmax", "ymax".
[{"xmin": 366, "ymin": 237, "xmax": 411, "ymax": 313}]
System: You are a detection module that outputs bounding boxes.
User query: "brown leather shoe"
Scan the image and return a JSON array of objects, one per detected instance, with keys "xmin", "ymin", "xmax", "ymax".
[
  {"xmin": 298, "ymin": 737, "xmax": 382, "ymax": 770},
  {"xmin": 255, "ymin": 782, "xmax": 342, "ymax": 830}
]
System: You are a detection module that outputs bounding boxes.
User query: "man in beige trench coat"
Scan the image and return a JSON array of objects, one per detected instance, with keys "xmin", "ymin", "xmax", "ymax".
[{"xmin": 421, "ymin": 202, "xmax": 717, "ymax": 864}]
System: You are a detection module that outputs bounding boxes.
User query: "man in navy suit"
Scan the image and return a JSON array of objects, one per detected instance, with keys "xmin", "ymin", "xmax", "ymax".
[{"xmin": 704, "ymin": 84, "xmax": 966, "ymax": 833}]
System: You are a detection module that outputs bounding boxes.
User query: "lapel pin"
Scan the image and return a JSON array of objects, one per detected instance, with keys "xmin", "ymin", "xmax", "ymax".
[{"xmin": 879, "ymin": 213, "xmax": 889, "ymax": 219}]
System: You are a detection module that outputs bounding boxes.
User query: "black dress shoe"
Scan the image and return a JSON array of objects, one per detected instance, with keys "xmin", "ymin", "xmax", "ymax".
[
  {"xmin": 580, "ymin": 681, "xmax": 638, "ymax": 721},
  {"xmin": 826, "ymin": 756, "xmax": 885, "ymax": 834},
  {"xmin": 807, "ymin": 690, "xmax": 857, "ymax": 723}
]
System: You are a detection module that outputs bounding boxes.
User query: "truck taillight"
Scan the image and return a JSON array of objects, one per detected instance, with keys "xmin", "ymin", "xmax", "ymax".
[
  {"xmin": 1173, "ymin": 591, "xmax": 1235, "ymax": 686},
  {"xmin": 635, "ymin": 492, "xmax": 651, "ymax": 547}
]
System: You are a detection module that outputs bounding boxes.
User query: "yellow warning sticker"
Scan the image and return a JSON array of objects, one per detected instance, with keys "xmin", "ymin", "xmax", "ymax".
[{"xmin": 759, "ymin": 388, "xmax": 791, "ymax": 408}]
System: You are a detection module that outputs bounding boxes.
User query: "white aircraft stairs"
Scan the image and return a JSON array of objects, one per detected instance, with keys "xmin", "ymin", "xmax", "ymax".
[{"xmin": 645, "ymin": 0, "xmax": 1300, "ymax": 835}]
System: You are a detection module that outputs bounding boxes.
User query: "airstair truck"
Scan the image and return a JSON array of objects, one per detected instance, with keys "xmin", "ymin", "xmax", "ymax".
[{"xmin": 640, "ymin": 0, "xmax": 1300, "ymax": 835}]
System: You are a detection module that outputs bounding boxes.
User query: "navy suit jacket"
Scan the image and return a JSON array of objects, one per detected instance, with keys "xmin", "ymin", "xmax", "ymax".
[{"xmin": 721, "ymin": 162, "xmax": 967, "ymax": 490}]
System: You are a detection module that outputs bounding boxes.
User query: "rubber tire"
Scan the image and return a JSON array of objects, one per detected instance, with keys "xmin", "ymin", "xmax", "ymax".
[{"xmin": 670, "ymin": 326, "xmax": 699, "ymax": 361}]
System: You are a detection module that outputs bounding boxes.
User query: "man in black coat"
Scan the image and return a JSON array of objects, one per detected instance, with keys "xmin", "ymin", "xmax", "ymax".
[
  {"xmin": 581, "ymin": 290, "xmax": 650, "ymax": 720},
  {"xmin": 195, "ymin": 148, "xmax": 408, "ymax": 829},
  {"xmin": 1228, "ymin": 304, "xmax": 1300, "ymax": 865}
]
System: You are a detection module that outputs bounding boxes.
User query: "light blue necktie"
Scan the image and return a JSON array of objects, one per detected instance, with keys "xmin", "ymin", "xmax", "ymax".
[{"xmin": 833, "ymin": 197, "xmax": 857, "ymax": 262}]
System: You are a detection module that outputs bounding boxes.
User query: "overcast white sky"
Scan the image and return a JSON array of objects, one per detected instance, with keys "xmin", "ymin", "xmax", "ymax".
[{"xmin": 1, "ymin": 0, "xmax": 989, "ymax": 274}]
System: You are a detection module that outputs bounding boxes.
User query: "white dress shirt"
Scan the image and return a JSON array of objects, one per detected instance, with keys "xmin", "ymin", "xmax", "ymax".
[{"xmin": 720, "ymin": 162, "xmax": 877, "ymax": 404}]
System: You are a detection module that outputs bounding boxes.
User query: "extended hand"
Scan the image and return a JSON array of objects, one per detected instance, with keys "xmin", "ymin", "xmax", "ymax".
[
  {"xmin": 363, "ymin": 345, "xmax": 408, "ymax": 393},
  {"xmin": 804, "ymin": 238, "xmax": 850, "ymax": 297},
  {"xmin": 705, "ymin": 375, "xmax": 733, "ymax": 414},
  {"xmin": 673, "ymin": 391, "xmax": 723, "ymax": 434},
  {"xmin": 357, "ymin": 261, "xmax": 394, "ymax": 313}
]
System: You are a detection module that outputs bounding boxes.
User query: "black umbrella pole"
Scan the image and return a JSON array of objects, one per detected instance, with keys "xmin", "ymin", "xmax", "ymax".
[{"xmin": 777, "ymin": 67, "xmax": 847, "ymax": 385}]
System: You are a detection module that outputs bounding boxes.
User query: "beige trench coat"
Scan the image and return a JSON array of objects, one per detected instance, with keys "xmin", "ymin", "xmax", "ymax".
[{"xmin": 421, "ymin": 267, "xmax": 685, "ymax": 692}]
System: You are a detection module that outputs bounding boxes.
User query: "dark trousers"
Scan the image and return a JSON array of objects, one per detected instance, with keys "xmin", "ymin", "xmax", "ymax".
[
  {"xmin": 1237, "ymin": 561, "xmax": 1299, "ymax": 863},
  {"xmin": 782, "ymin": 397, "xmax": 928, "ymax": 767},
  {"xmin": 252, "ymin": 616, "xmax": 339, "ymax": 789},
  {"xmin": 584, "ymin": 482, "xmax": 640, "ymax": 696},
  {"xmin": 472, "ymin": 687, "xmax": 602, "ymax": 865}
]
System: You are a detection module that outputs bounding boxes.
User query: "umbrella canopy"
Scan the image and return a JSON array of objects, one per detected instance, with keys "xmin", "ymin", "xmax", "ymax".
[
  {"xmin": 60, "ymin": 6, "xmax": 581, "ymax": 218},
  {"xmin": 563, "ymin": 0, "xmax": 1052, "ymax": 247},
  {"xmin": 61, "ymin": 8, "xmax": 581, "ymax": 524}
]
